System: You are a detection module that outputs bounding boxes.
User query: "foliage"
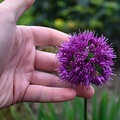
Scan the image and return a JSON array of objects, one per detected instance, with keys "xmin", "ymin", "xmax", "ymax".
[
  {"xmin": 37, "ymin": 91, "xmax": 120, "ymax": 120},
  {"xmin": 0, "ymin": 0, "xmax": 119, "ymax": 120},
  {"xmin": 1, "ymin": 0, "xmax": 119, "ymax": 60},
  {"xmin": 0, "ymin": 91, "xmax": 120, "ymax": 120},
  {"xmin": 0, "ymin": 103, "xmax": 37, "ymax": 120},
  {"xmin": 18, "ymin": 0, "xmax": 120, "ymax": 40},
  {"xmin": 92, "ymin": 91, "xmax": 120, "ymax": 120},
  {"xmin": 17, "ymin": 0, "xmax": 120, "ymax": 62}
]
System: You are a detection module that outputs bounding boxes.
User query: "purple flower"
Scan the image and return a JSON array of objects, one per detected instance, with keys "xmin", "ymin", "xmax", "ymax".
[{"xmin": 56, "ymin": 30, "xmax": 116, "ymax": 86}]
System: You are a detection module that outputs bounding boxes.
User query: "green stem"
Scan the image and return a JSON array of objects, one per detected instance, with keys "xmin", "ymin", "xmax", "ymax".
[{"xmin": 84, "ymin": 98, "xmax": 87, "ymax": 120}]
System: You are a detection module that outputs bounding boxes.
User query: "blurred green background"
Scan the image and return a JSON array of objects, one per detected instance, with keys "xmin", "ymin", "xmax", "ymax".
[
  {"xmin": 18, "ymin": 0, "xmax": 120, "ymax": 65},
  {"xmin": 0, "ymin": 0, "xmax": 120, "ymax": 120}
]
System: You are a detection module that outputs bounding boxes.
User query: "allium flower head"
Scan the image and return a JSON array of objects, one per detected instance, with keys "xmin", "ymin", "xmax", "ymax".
[{"xmin": 56, "ymin": 30, "xmax": 116, "ymax": 86}]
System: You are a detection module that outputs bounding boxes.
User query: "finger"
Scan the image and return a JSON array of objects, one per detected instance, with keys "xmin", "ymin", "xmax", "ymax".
[
  {"xmin": 31, "ymin": 71, "xmax": 67, "ymax": 87},
  {"xmin": 74, "ymin": 85, "xmax": 95, "ymax": 99},
  {"xmin": 29, "ymin": 26, "xmax": 69, "ymax": 46},
  {"xmin": 1, "ymin": 0, "xmax": 35, "ymax": 21},
  {"xmin": 34, "ymin": 50, "xmax": 58, "ymax": 72},
  {"xmin": 31, "ymin": 71, "xmax": 94, "ymax": 99},
  {"xmin": 22, "ymin": 85, "xmax": 76, "ymax": 102}
]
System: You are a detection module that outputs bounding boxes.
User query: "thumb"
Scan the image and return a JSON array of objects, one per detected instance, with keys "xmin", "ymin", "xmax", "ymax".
[{"xmin": 1, "ymin": 0, "xmax": 35, "ymax": 21}]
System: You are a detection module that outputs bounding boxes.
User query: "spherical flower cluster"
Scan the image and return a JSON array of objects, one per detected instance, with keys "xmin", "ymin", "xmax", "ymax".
[{"xmin": 56, "ymin": 31, "xmax": 116, "ymax": 86}]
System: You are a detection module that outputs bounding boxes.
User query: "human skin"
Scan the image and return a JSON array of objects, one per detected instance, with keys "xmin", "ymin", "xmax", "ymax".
[{"xmin": 0, "ymin": 0, "xmax": 94, "ymax": 109}]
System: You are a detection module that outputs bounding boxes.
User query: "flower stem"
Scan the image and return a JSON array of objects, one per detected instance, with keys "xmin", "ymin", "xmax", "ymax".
[{"xmin": 84, "ymin": 98, "xmax": 87, "ymax": 120}]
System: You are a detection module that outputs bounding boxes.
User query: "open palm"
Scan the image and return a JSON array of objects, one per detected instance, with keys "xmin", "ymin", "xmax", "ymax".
[{"xmin": 0, "ymin": 0, "xmax": 94, "ymax": 109}]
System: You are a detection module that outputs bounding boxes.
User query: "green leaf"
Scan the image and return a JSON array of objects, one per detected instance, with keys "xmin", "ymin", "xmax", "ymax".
[
  {"xmin": 74, "ymin": 97, "xmax": 84, "ymax": 120},
  {"xmin": 92, "ymin": 93, "xmax": 98, "ymax": 120},
  {"xmin": 10, "ymin": 106, "xmax": 20, "ymax": 120},
  {"xmin": 48, "ymin": 103, "xmax": 58, "ymax": 120},
  {"xmin": 23, "ymin": 103, "xmax": 36, "ymax": 120},
  {"xmin": 38, "ymin": 103, "xmax": 50, "ymax": 120},
  {"xmin": 98, "ymin": 91, "xmax": 108, "ymax": 120},
  {"xmin": 107, "ymin": 96, "xmax": 120, "ymax": 120}
]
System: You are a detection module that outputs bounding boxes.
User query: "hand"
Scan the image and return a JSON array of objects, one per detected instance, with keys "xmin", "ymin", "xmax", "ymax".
[{"xmin": 0, "ymin": 0, "xmax": 94, "ymax": 109}]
